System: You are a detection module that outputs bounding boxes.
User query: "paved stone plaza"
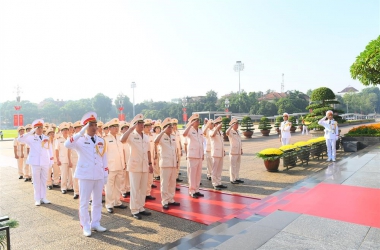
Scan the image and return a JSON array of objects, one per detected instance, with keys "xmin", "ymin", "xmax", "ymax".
[{"xmin": 1, "ymin": 124, "xmax": 379, "ymax": 249}]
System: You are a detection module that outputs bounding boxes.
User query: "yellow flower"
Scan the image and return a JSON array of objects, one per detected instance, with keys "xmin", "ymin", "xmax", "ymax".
[
  {"xmin": 294, "ymin": 141, "xmax": 311, "ymax": 147},
  {"xmin": 279, "ymin": 145, "xmax": 297, "ymax": 151},
  {"xmin": 259, "ymin": 148, "xmax": 283, "ymax": 155}
]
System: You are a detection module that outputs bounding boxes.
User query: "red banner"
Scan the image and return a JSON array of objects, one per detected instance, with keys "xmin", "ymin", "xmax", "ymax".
[
  {"xmin": 118, "ymin": 113, "xmax": 125, "ymax": 121},
  {"xmin": 183, "ymin": 113, "xmax": 188, "ymax": 122},
  {"xmin": 13, "ymin": 114, "xmax": 24, "ymax": 126},
  {"xmin": 14, "ymin": 106, "xmax": 22, "ymax": 111}
]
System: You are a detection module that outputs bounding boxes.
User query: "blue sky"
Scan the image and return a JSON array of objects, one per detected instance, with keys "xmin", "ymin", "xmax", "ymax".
[{"xmin": 0, "ymin": 0, "xmax": 379, "ymax": 104}]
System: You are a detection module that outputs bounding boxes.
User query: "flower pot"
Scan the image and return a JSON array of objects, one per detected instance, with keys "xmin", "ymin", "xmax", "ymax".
[
  {"xmin": 243, "ymin": 131, "xmax": 253, "ymax": 138},
  {"xmin": 282, "ymin": 150, "xmax": 297, "ymax": 169},
  {"xmin": 290, "ymin": 127, "xmax": 297, "ymax": 133},
  {"xmin": 260, "ymin": 129, "xmax": 270, "ymax": 136},
  {"xmin": 264, "ymin": 158, "xmax": 280, "ymax": 172}
]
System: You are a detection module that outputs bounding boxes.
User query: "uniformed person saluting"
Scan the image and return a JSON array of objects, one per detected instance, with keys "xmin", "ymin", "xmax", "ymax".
[
  {"xmin": 209, "ymin": 117, "xmax": 227, "ymax": 190},
  {"xmin": 64, "ymin": 112, "xmax": 108, "ymax": 237},
  {"xmin": 120, "ymin": 114, "xmax": 153, "ymax": 220},
  {"xmin": 56, "ymin": 122, "xmax": 73, "ymax": 194},
  {"xmin": 14, "ymin": 126, "xmax": 25, "ymax": 179},
  {"xmin": 226, "ymin": 118, "xmax": 244, "ymax": 184}
]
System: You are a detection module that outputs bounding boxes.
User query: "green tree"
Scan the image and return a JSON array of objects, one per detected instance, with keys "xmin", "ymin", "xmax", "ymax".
[
  {"xmin": 351, "ymin": 35, "xmax": 380, "ymax": 86},
  {"xmin": 258, "ymin": 101, "xmax": 277, "ymax": 116},
  {"xmin": 92, "ymin": 93, "xmax": 112, "ymax": 121}
]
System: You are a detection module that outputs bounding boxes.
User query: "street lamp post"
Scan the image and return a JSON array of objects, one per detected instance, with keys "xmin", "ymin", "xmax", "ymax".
[
  {"xmin": 131, "ymin": 82, "xmax": 136, "ymax": 117},
  {"xmin": 182, "ymin": 97, "xmax": 188, "ymax": 123},
  {"xmin": 233, "ymin": 61, "xmax": 244, "ymax": 96},
  {"xmin": 118, "ymin": 97, "xmax": 124, "ymax": 121},
  {"xmin": 225, "ymin": 98, "xmax": 230, "ymax": 117}
]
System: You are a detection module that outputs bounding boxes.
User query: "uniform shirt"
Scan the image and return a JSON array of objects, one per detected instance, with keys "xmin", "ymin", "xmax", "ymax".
[
  {"xmin": 318, "ymin": 118, "xmax": 339, "ymax": 139},
  {"xmin": 64, "ymin": 134, "xmax": 107, "ymax": 180},
  {"xmin": 172, "ymin": 130, "xmax": 182, "ymax": 152},
  {"xmin": 55, "ymin": 136, "xmax": 70, "ymax": 164},
  {"xmin": 18, "ymin": 133, "xmax": 52, "ymax": 166},
  {"xmin": 13, "ymin": 138, "xmax": 24, "ymax": 156},
  {"xmin": 203, "ymin": 128, "xmax": 211, "ymax": 152},
  {"xmin": 280, "ymin": 121, "xmax": 292, "ymax": 139},
  {"xmin": 157, "ymin": 133, "xmax": 177, "ymax": 168},
  {"xmin": 184, "ymin": 126, "xmax": 204, "ymax": 159},
  {"xmin": 123, "ymin": 142, "xmax": 131, "ymax": 168},
  {"xmin": 227, "ymin": 128, "xmax": 242, "ymax": 155},
  {"xmin": 210, "ymin": 128, "xmax": 224, "ymax": 158},
  {"xmin": 104, "ymin": 134, "xmax": 125, "ymax": 171},
  {"xmin": 125, "ymin": 131, "xmax": 149, "ymax": 173}
]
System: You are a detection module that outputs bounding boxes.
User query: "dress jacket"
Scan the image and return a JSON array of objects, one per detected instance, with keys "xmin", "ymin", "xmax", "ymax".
[
  {"xmin": 280, "ymin": 121, "xmax": 292, "ymax": 139},
  {"xmin": 184, "ymin": 126, "xmax": 204, "ymax": 159},
  {"xmin": 227, "ymin": 128, "xmax": 242, "ymax": 155},
  {"xmin": 18, "ymin": 133, "xmax": 52, "ymax": 166},
  {"xmin": 318, "ymin": 118, "xmax": 339, "ymax": 140}
]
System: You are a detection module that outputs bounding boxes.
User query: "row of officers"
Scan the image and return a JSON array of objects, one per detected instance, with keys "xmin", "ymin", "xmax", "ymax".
[{"xmin": 16, "ymin": 112, "xmax": 243, "ymax": 237}]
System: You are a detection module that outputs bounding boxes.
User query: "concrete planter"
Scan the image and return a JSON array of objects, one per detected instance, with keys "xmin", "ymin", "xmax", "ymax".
[{"xmin": 341, "ymin": 136, "xmax": 380, "ymax": 150}]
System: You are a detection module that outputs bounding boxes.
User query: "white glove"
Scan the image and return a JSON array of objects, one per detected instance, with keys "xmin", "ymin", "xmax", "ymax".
[{"xmin": 79, "ymin": 123, "xmax": 89, "ymax": 136}]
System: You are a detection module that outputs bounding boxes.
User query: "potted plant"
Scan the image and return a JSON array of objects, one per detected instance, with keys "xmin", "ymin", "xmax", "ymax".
[
  {"xmin": 258, "ymin": 117, "xmax": 272, "ymax": 136},
  {"xmin": 221, "ymin": 117, "xmax": 230, "ymax": 141},
  {"xmin": 308, "ymin": 137, "xmax": 326, "ymax": 159},
  {"xmin": 293, "ymin": 141, "xmax": 311, "ymax": 165},
  {"xmin": 274, "ymin": 116, "xmax": 283, "ymax": 135},
  {"xmin": 0, "ymin": 217, "xmax": 19, "ymax": 249},
  {"xmin": 279, "ymin": 144, "xmax": 298, "ymax": 170},
  {"xmin": 256, "ymin": 148, "xmax": 283, "ymax": 172},
  {"xmin": 288, "ymin": 116, "xmax": 297, "ymax": 133},
  {"xmin": 240, "ymin": 116, "xmax": 254, "ymax": 138}
]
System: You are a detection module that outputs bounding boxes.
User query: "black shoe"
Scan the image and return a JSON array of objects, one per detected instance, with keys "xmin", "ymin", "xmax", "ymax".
[
  {"xmin": 114, "ymin": 204, "xmax": 128, "ymax": 209},
  {"xmin": 61, "ymin": 190, "xmax": 67, "ymax": 194},
  {"xmin": 132, "ymin": 213, "xmax": 142, "ymax": 220},
  {"xmin": 200, "ymin": 182, "xmax": 202, "ymax": 186},
  {"xmin": 53, "ymin": 184, "xmax": 60, "ymax": 188},
  {"xmin": 231, "ymin": 181, "xmax": 239, "ymax": 184},
  {"xmin": 195, "ymin": 192, "xmax": 204, "ymax": 197},
  {"xmin": 151, "ymin": 184, "xmax": 157, "ymax": 188},
  {"xmin": 216, "ymin": 185, "xmax": 227, "ymax": 189},
  {"xmin": 163, "ymin": 204, "xmax": 169, "ymax": 210},
  {"xmin": 207, "ymin": 177, "xmax": 211, "ymax": 181},
  {"xmin": 175, "ymin": 187, "xmax": 180, "ymax": 191},
  {"xmin": 154, "ymin": 176, "xmax": 160, "ymax": 180},
  {"xmin": 102, "ymin": 200, "xmax": 105, "ymax": 203},
  {"xmin": 19, "ymin": 176, "xmax": 23, "ymax": 179},
  {"xmin": 73, "ymin": 194, "xmax": 79, "ymax": 199},
  {"xmin": 168, "ymin": 202, "xmax": 180, "ymax": 206},
  {"xmin": 236, "ymin": 180, "xmax": 244, "ymax": 183},
  {"xmin": 178, "ymin": 173, "xmax": 181, "ymax": 175},
  {"xmin": 139, "ymin": 211, "xmax": 151, "ymax": 216},
  {"xmin": 89, "ymin": 200, "xmax": 92, "ymax": 205},
  {"xmin": 107, "ymin": 208, "xmax": 114, "ymax": 213},
  {"xmin": 122, "ymin": 193, "xmax": 127, "ymax": 198},
  {"xmin": 24, "ymin": 178, "xmax": 29, "ymax": 182},
  {"xmin": 214, "ymin": 186, "xmax": 221, "ymax": 190},
  {"xmin": 47, "ymin": 185, "xmax": 53, "ymax": 190},
  {"xmin": 67, "ymin": 189, "xmax": 74, "ymax": 192},
  {"xmin": 189, "ymin": 193, "xmax": 198, "ymax": 199},
  {"xmin": 146, "ymin": 195, "xmax": 156, "ymax": 200},
  {"xmin": 176, "ymin": 178, "xmax": 183, "ymax": 182}
]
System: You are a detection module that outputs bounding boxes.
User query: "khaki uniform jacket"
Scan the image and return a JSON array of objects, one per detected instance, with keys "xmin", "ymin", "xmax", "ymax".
[
  {"xmin": 157, "ymin": 133, "xmax": 177, "ymax": 168},
  {"xmin": 55, "ymin": 136, "xmax": 70, "ymax": 164},
  {"xmin": 184, "ymin": 127, "xmax": 204, "ymax": 159},
  {"xmin": 104, "ymin": 134, "xmax": 125, "ymax": 171},
  {"xmin": 210, "ymin": 129, "xmax": 224, "ymax": 158},
  {"xmin": 126, "ymin": 131, "xmax": 150, "ymax": 173},
  {"xmin": 227, "ymin": 129, "xmax": 242, "ymax": 155}
]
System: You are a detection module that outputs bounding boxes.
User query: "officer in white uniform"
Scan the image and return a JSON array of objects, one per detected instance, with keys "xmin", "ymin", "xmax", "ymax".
[
  {"xmin": 120, "ymin": 114, "xmax": 153, "ymax": 220},
  {"xmin": 318, "ymin": 110, "xmax": 339, "ymax": 162},
  {"xmin": 56, "ymin": 122, "xmax": 73, "ymax": 194},
  {"xmin": 155, "ymin": 118, "xmax": 180, "ymax": 209},
  {"xmin": 209, "ymin": 117, "xmax": 226, "ymax": 190},
  {"xmin": 64, "ymin": 112, "xmax": 108, "ymax": 237},
  {"xmin": 226, "ymin": 118, "xmax": 244, "ymax": 184},
  {"xmin": 202, "ymin": 119, "xmax": 214, "ymax": 181},
  {"xmin": 104, "ymin": 118, "xmax": 128, "ymax": 213},
  {"xmin": 23, "ymin": 124, "xmax": 33, "ymax": 182},
  {"xmin": 18, "ymin": 119, "xmax": 52, "ymax": 206},
  {"xmin": 14, "ymin": 126, "xmax": 25, "ymax": 179},
  {"xmin": 69, "ymin": 120, "xmax": 82, "ymax": 199},
  {"xmin": 280, "ymin": 113, "xmax": 292, "ymax": 145},
  {"xmin": 183, "ymin": 114, "xmax": 204, "ymax": 198}
]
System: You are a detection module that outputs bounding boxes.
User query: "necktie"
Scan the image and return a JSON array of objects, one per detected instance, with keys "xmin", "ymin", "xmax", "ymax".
[
  {"xmin": 39, "ymin": 135, "xmax": 42, "ymax": 140},
  {"xmin": 91, "ymin": 136, "xmax": 95, "ymax": 143},
  {"xmin": 329, "ymin": 121, "xmax": 331, "ymax": 124}
]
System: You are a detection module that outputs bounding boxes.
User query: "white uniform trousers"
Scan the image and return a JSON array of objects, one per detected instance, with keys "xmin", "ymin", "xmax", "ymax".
[
  {"xmin": 302, "ymin": 126, "xmax": 308, "ymax": 135},
  {"xmin": 47, "ymin": 162, "xmax": 60, "ymax": 186},
  {"xmin": 23, "ymin": 158, "xmax": 31, "ymax": 178},
  {"xmin": 176, "ymin": 152, "xmax": 182, "ymax": 176},
  {"xmin": 105, "ymin": 170, "xmax": 123, "ymax": 208},
  {"xmin": 17, "ymin": 158, "xmax": 24, "ymax": 176},
  {"xmin": 71, "ymin": 161, "xmax": 79, "ymax": 195},
  {"xmin": 211, "ymin": 157, "xmax": 223, "ymax": 187},
  {"xmin": 146, "ymin": 172, "xmax": 153, "ymax": 196},
  {"xmin": 230, "ymin": 154, "xmax": 241, "ymax": 182},
  {"xmin": 153, "ymin": 154, "xmax": 160, "ymax": 177},
  {"xmin": 187, "ymin": 158, "xmax": 202, "ymax": 195},
  {"xmin": 60, "ymin": 163, "xmax": 73, "ymax": 191},
  {"xmin": 129, "ymin": 172, "xmax": 148, "ymax": 215},
  {"xmin": 205, "ymin": 151, "xmax": 212, "ymax": 178},
  {"xmin": 160, "ymin": 167, "xmax": 177, "ymax": 205},
  {"xmin": 326, "ymin": 138, "xmax": 337, "ymax": 160},
  {"xmin": 121, "ymin": 171, "xmax": 130, "ymax": 193},
  {"xmin": 31, "ymin": 165, "xmax": 49, "ymax": 202},
  {"xmin": 281, "ymin": 138, "xmax": 291, "ymax": 146},
  {"xmin": 78, "ymin": 179, "xmax": 104, "ymax": 231}
]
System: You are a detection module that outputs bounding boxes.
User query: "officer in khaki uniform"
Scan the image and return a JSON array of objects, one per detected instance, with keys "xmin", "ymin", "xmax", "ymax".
[
  {"xmin": 104, "ymin": 118, "xmax": 128, "ymax": 213},
  {"xmin": 68, "ymin": 120, "xmax": 82, "ymax": 199},
  {"xmin": 183, "ymin": 114, "xmax": 204, "ymax": 198},
  {"xmin": 143, "ymin": 119, "xmax": 156, "ymax": 200},
  {"xmin": 47, "ymin": 124, "xmax": 60, "ymax": 190},
  {"xmin": 23, "ymin": 124, "xmax": 33, "ymax": 181},
  {"xmin": 209, "ymin": 117, "xmax": 226, "ymax": 190},
  {"xmin": 14, "ymin": 126, "xmax": 26, "ymax": 179},
  {"xmin": 97, "ymin": 121, "xmax": 104, "ymax": 137},
  {"xmin": 56, "ymin": 122, "xmax": 73, "ymax": 194},
  {"xmin": 202, "ymin": 119, "xmax": 214, "ymax": 181},
  {"xmin": 155, "ymin": 118, "xmax": 180, "ymax": 209},
  {"xmin": 226, "ymin": 118, "xmax": 244, "ymax": 184},
  {"xmin": 102, "ymin": 122, "xmax": 110, "ymax": 137},
  {"xmin": 171, "ymin": 119, "xmax": 183, "ymax": 183},
  {"xmin": 120, "ymin": 121, "xmax": 131, "ymax": 198},
  {"xmin": 120, "ymin": 114, "xmax": 153, "ymax": 220},
  {"xmin": 152, "ymin": 122, "xmax": 161, "ymax": 180}
]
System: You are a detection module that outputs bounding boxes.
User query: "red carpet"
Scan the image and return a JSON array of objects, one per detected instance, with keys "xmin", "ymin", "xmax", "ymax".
[
  {"xmin": 281, "ymin": 183, "xmax": 380, "ymax": 228},
  {"xmin": 119, "ymin": 181, "xmax": 261, "ymax": 225}
]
